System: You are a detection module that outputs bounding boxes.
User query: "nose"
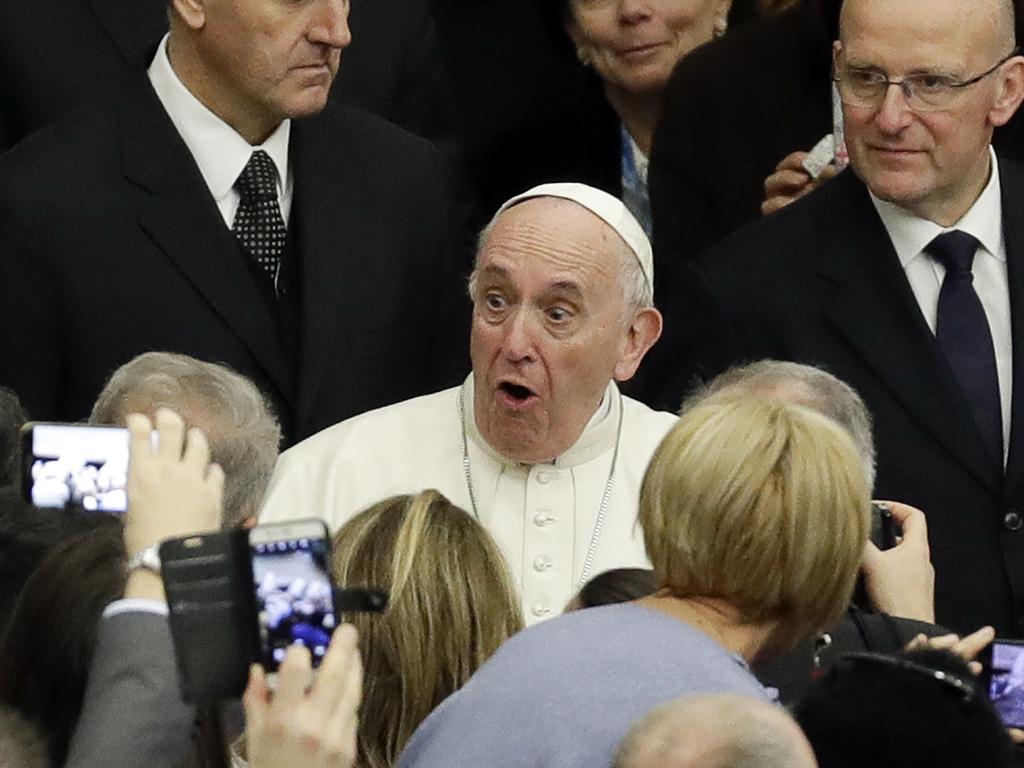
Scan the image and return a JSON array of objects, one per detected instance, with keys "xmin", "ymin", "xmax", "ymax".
[
  {"xmin": 618, "ymin": 0, "xmax": 652, "ymax": 23},
  {"xmin": 501, "ymin": 309, "xmax": 537, "ymax": 363},
  {"xmin": 874, "ymin": 81, "xmax": 915, "ymax": 134},
  {"xmin": 310, "ymin": 0, "xmax": 351, "ymax": 49}
]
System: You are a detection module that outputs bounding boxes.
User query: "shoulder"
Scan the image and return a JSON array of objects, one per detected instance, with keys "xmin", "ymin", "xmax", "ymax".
[
  {"xmin": 294, "ymin": 101, "xmax": 441, "ymax": 165},
  {"xmin": 620, "ymin": 394, "xmax": 678, "ymax": 441},
  {"xmin": 698, "ymin": 169, "xmax": 870, "ymax": 281},
  {"xmin": 275, "ymin": 386, "xmax": 462, "ymax": 472}
]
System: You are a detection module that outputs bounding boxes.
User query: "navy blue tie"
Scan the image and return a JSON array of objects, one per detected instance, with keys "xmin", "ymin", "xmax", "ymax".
[{"xmin": 928, "ymin": 230, "xmax": 1002, "ymax": 464}]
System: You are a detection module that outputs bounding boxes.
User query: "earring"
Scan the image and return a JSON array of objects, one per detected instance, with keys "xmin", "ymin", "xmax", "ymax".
[
  {"xmin": 576, "ymin": 46, "xmax": 592, "ymax": 66},
  {"xmin": 713, "ymin": 17, "xmax": 728, "ymax": 38}
]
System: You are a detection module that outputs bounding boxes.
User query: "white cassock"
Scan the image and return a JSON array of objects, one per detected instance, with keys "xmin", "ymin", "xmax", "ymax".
[{"xmin": 260, "ymin": 374, "xmax": 677, "ymax": 624}]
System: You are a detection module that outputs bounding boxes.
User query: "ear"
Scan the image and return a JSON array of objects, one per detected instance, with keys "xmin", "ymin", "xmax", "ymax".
[
  {"xmin": 714, "ymin": 0, "xmax": 733, "ymax": 30},
  {"xmin": 170, "ymin": 0, "xmax": 207, "ymax": 31},
  {"xmin": 989, "ymin": 55, "xmax": 1024, "ymax": 128},
  {"xmin": 613, "ymin": 307, "xmax": 663, "ymax": 383}
]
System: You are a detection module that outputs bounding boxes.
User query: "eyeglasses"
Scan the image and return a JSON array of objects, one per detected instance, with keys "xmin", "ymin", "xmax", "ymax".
[
  {"xmin": 833, "ymin": 50, "xmax": 1019, "ymax": 111},
  {"xmin": 835, "ymin": 652, "xmax": 977, "ymax": 704}
]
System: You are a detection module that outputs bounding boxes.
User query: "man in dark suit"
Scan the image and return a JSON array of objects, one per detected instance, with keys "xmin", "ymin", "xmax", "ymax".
[
  {"xmin": 648, "ymin": 0, "xmax": 1024, "ymax": 300},
  {"xmin": 641, "ymin": 0, "xmax": 1024, "ymax": 636},
  {"xmin": 0, "ymin": 0, "xmax": 465, "ymax": 444}
]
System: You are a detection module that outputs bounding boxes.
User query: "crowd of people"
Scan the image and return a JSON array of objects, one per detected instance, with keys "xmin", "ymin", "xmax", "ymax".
[{"xmin": 3, "ymin": 0, "xmax": 1024, "ymax": 765}]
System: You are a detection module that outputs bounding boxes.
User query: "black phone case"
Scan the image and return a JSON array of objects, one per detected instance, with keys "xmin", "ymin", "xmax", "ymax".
[{"xmin": 160, "ymin": 530, "xmax": 257, "ymax": 704}]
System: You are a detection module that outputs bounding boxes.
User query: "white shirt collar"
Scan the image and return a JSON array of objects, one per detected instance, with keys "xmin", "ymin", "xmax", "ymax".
[
  {"xmin": 870, "ymin": 146, "xmax": 1004, "ymax": 266},
  {"xmin": 461, "ymin": 374, "xmax": 621, "ymax": 469},
  {"xmin": 147, "ymin": 34, "xmax": 291, "ymax": 208}
]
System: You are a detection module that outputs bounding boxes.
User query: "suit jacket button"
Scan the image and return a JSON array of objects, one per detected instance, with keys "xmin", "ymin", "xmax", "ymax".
[{"xmin": 1005, "ymin": 510, "xmax": 1022, "ymax": 531}]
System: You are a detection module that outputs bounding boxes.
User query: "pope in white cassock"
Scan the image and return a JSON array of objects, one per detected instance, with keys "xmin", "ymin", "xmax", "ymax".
[{"xmin": 259, "ymin": 183, "xmax": 677, "ymax": 623}]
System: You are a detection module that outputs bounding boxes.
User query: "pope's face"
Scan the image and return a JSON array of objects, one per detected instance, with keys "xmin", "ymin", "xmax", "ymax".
[
  {"xmin": 469, "ymin": 199, "xmax": 645, "ymax": 464},
  {"xmin": 186, "ymin": 0, "xmax": 351, "ymax": 140}
]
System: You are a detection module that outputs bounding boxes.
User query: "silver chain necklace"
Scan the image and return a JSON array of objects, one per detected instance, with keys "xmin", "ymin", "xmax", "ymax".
[{"xmin": 458, "ymin": 387, "xmax": 624, "ymax": 588}]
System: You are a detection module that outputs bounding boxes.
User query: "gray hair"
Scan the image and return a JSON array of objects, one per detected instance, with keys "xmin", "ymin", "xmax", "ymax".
[
  {"xmin": 89, "ymin": 352, "xmax": 281, "ymax": 526},
  {"xmin": 613, "ymin": 694, "xmax": 816, "ymax": 768},
  {"xmin": 468, "ymin": 201, "xmax": 654, "ymax": 317},
  {"xmin": 683, "ymin": 360, "xmax": 876, "ymax": 491}
]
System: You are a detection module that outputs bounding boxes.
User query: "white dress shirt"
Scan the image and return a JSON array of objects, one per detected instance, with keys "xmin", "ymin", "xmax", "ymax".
[
  {"xmin": 259, "ymin": 375, "xmax": 678, "ymax": 624},
  {"xmin": 871, "ymin": 147, "xmax": 1012, "ymax": 461},
  {"xmin": 146, "ymin": 34, "xmax": 293, "ymax": 228}
]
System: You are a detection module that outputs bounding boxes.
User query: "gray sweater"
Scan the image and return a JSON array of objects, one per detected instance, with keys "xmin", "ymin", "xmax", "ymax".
[{"xmin": 398, "ymin": 602, "xmax": 772, "ymax": 768}]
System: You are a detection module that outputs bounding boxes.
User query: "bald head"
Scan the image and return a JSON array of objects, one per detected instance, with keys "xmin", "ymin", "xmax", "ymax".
[
  {"xmin": 614, "ymin": 694, "xmax": 817, "ymax": 768},
  {"xmin": 839, "ymin": 0, "xmax": 1016, "ymax": 56}
]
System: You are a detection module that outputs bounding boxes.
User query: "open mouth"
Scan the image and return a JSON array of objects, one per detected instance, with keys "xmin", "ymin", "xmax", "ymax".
[{"xmin": 497, "ymin": 381, "xmax": 538, "ymax": 408}]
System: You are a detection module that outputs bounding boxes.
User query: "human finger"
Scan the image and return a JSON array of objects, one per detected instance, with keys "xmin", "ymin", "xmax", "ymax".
[
  {"xmin": 272, "ymin": 645, "xmax": 314, "ymax": 714},
  {"xmin": 154, "ymin": 407, "xmax": 186, "ymax": 460},
  {"xmin": 1008, "ymin": 728, "xmax": 1024, "ymax": 745},
  {"xmin": 127, "ymin": 413, "xmax": 155, "ymax": 464},
  {"xmin": 308, "ymin": 624, "xmax": 360, "ymax": 716},
  {"xmin": 876, "ymin": 500, "xmax": 927, "ymax": 543},
  {"xmin": 953, "ymin": 626, "xmax": 995, "ymax": 661},
  {"xmin": 181, "ymin": 426, "xmax": 212, "ymax": 472},
  {"xmin": 765, "ymin": 169, "xmax": 813, "ymax": 197},
  {"xmin": 243, "ymin": 664, "xmax": 270, "ymax": 736},
  {"xmin": 322, "ymin": 649, "xmax": 363, "ymax": 766},
  {"xmin": 774, "ymin": 151, "xmax": 809, "ymax": 172}
]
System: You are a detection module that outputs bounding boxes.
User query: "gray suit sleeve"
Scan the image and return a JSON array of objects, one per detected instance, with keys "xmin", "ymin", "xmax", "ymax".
[{"xmin": 64, "ymin": 611, "xmax": 196, "ymax": 768}]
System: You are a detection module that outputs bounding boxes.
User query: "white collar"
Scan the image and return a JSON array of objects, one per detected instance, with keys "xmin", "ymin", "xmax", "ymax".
[
  {"xmin": 870, "ymin": 146, "xmax": 1004, "ymax": 267},
  {"xmin": 147, "ymin": 34, "xmax": 291, "ymax": 207},
  {"xmin": 461, "ymin": 373, "xmax": 621, "ymax": 469}
]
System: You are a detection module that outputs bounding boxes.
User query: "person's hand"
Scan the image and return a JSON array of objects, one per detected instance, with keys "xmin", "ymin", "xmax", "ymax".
[
  {"xmin": 124, "ymin": 408, "xmax": 224, "ymax": 558},
  {"xmin": 761, "ymin": 151, "xmax": 838, "ymax": 216},
  {"xmin": 905, "ymin": 625, "xmax": 995, "ymax": 675},
  {"xmin": 861, "ymin": 501, "xmax": 936, "ymax": 623},
  {"xmin": 244, "ymin": 624, "xmax": 363, "ymax": 768}
]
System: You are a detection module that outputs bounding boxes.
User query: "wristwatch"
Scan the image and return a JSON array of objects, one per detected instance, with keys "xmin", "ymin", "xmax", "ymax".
[{"xmin": 127, "ymin": 542, "xmax": 162, "ymax": 576}]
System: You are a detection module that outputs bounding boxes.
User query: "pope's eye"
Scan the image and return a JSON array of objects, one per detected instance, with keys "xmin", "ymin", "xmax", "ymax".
[
  {"xmin": 484, "ymin": 293, "xmax": 506, "ymax": 312},
  {"xmin": 547, "ymin": 306, "xmax": 572, "ymax": 322}
]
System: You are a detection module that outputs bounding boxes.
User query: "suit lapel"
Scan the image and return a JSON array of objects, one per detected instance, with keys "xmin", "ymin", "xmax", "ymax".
[
  {"xmin": 1000, "ymin": 158, "xmax": 1024, "ymax": 497},
  {"xmin": 818, "ymin": 173, "xmax": 1001, "ymax": 492},
  {"xmin": 117, "ymin": 75, "xmax": 294, "ymax": 404},
  {"xmin": 86, "ymin": 0, "xmax": 167, "ymax": 66}
]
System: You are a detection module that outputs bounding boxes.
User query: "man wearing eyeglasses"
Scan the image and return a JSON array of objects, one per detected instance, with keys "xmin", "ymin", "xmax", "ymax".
[{"xmin": 640, "ymin": 0, "xmax": 1024, "ymax": 637}]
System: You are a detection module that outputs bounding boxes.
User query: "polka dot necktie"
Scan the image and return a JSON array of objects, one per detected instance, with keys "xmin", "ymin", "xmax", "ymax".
[
  {"xmin": 232, "ymin": 149, "xmax": 286, "ymax": 286},
  {"xmin": 928, "ymin": 230, "xmax": 1003, "ymax": 465}
]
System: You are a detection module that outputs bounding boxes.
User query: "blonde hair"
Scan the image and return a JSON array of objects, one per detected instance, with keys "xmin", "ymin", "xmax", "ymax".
[
  {"xmin": 640, "ymin": 398, "xmax": 870, "ymax": 649},
  {"xmin": 332, "ymin": 490, "xmax": 524, "ymax": 768}
]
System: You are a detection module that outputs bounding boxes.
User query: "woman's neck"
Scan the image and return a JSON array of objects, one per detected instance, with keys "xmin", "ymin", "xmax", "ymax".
[
  {"xmin": 635, "ymin": 593, "xmax": 779, "ymax": 664},
  {"xmin": 605, "ymin": 86, "xmax": 660, "ymax": 157}
]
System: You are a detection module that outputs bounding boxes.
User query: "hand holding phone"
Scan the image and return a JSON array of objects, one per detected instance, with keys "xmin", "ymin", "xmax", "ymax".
[
  {"xmin": 124, "ymin": 409, "xmax": 224, "ymax": 558},
  {"xmin": 984, "ymin": 638, "xmax": 1024, "ymax": 729},
  {"xmin": 860, "ymin": 501, "xmax": 935, "ymax": 622},
  {"xmin": 244, "ymin": 624, "xmax": 363, "ymax": 768}
]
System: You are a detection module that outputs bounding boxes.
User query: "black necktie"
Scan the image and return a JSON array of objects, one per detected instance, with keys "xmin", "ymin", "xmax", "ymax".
[
  {"xmin": 928, "ymin": 230, "xmax": 1003, "ymax": 463},
  {"xmin": 233, "ymin": 149, "xmax": 286, "ymax": 285}
]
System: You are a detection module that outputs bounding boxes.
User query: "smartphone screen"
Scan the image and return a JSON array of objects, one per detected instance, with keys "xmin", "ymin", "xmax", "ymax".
[
  {"xmin": 985, "ymin": 639, "xmax": 1024, "ymax": 728},
  {"xmin": 249, "ymin": 520, "xmax": 336, "ymax": 672},
  {"xmin": 21, "ymin": 423, "xmax": 130, "ymax": 513}
]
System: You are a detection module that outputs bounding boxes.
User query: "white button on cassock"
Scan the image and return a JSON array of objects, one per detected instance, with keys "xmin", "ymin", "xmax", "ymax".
[
  {"xmin": 533, "ymin": 555, "xmax": 554, "ymax": 572},
  {"xmin": 531, "ymin": 604, "xmax": 552, "ymax": 618},
  {"xmin": 533, "ymin": 511, "xmax": 556, "ymax": 527}
]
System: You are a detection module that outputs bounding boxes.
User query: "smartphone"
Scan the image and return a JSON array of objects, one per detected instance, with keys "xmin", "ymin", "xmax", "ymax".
[
  {"xmin": 249, "ymin": 519, "xmax": 337, "ymax": 673},
  {"xmin": 161, "ymin": 530, "xmax": 257, "ymax": 703},
  {"xmin": 20, "ymin": 422, "xmax": 130, "ymax": 513},
  {"xmin": 983, "ymin": 638, "xmax": 1024, "ymax": 728},
  {"xmin": 868, "ymin": 503, "xmax": 897, "ymax": 550}
]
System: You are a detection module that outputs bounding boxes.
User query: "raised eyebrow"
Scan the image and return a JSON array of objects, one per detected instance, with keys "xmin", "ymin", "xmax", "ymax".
[{"xmin": 542, "ymin": 280, "xmax": 586, "ymax": 302}]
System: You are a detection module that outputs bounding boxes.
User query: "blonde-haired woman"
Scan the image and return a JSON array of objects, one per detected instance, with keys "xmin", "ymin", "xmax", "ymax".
[
  {"xmin": 397, "ymin": 397, "xmax": 871, "ymax": 768},
  {"xmin": 332, "ymin": 490, "xmax": 523, "ymax": 768}
]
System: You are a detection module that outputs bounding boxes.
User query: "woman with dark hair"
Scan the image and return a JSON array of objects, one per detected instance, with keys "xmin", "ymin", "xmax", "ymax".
[
  {"xmin": 565, "ymin": 568, "xmax": 657, "ymax": 611},
  {"xmin": 0, "ymin": 518, "xmax": 125, "ymax": 766}
]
